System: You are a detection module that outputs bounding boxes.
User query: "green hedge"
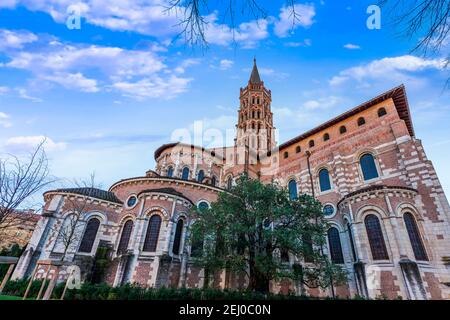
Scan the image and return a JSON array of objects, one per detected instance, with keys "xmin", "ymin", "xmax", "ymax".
[
  {"xmin": 62, "ymin": 283, "xmax": 317, "ymax": 300},
  {"xmin": 2, "ymin": 280, "xmax": 373, "ymax": 300}
]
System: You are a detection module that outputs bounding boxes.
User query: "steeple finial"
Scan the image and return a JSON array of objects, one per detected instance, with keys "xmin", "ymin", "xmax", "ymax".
[{"xmin": 249, "ymin": 57, "xmax": 261, "ymax": 84}]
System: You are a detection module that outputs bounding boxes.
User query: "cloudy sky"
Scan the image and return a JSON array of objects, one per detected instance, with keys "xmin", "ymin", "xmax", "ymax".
[{"xmin": 0, "ymin": 0, "xmax": 449, "ymax": 198}]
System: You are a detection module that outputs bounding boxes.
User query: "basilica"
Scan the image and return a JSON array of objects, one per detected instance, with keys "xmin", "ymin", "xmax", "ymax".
[{"xmin": 12, "ymin": 60, "xmax": 450, "ymax": 299}]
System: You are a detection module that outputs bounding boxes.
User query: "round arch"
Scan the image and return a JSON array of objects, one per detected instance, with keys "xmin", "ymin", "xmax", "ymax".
[
  {"xmin": 83, "ymin": 211, "xmax": 107, "ymax": 223},
  {"xmin": 354, "ymin": 204, "xmax": 388, "ymax": 224},
  {"xmin": 396, "ymin": 202, "xmax": 423, "ymax": 221}
]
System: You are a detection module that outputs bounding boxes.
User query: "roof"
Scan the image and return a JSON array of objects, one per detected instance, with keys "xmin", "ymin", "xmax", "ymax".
[
  {"xmin": 137, "ymin": 187, "xmax": 193, "ymax": 204},
  {"xmin": 337, "ymin": 185, "xmax": 417, "ymax": 207},
  {"xmin": 154, "ymin": 142, "xmax": 178, "ymax": 160},
  {"xmin": 153, "ymin": 142, "xmax": 226, "ymax": 161},
  {"xmin": 53, "ymin": 187, "xmax": 123, "ymax": 204},
  {"xmin": 279, "ymin": 85, "xmax": 414, "ymax": 150},
  {"xmin": 249, "ymin": 58, "xmax": 262, "ymax": 84}
]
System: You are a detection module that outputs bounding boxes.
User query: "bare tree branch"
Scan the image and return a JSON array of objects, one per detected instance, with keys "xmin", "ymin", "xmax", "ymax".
[
  {"xmin": 165, "ymin": 0, "xmax": 300, "ymax": 48},
  {"xmin": 0, "ymin": 140, "xmax": 55, "ymax": 239},
  {"xmin": 380, "ymin": 0, "xmax": 450, "ymax": 87},
  {"xmin": 51, "ymin": 173, "xmax": 102, "ymax": 262}
]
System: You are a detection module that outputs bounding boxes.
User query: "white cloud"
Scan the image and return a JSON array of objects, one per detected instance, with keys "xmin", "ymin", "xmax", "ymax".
[
  {"xmin": 219, "ymin": 59, "xmax": 234, "ymax": 70},
  {"xmin": 330, "ymin": 55, "xmax": 447, "ymax": 86},
  {"xmin": 344, "ymin": 43, "xmax": 361, "ymax": 50},
  {"xmin": 204, "ymin": 13, "xmax": 270, "ymax": 48},
  {"xmin": 4, "ymin": 0, "xmax": 182, "ymax": 38},
  {"xmin": 4, "ymin": 135, "xmax": 66, "ymax": 153},
  {"xmin": 112, "ymin": 75, "xmax": 192, "ymax": 100},
  {"xmin": 16, "ymin": 88, "xmax": 42, "ymax": 102},
  {"xmin": 174, "ymin": 58, "xmax": 201, "ymax": 74},
  {"xmin": 1, "ymin": 33, "xmax": 193, "ymax": 99},
  {"xmin": 284, "ymin": 39, "xmax": 312, "ymax": 47},
  {"xmin": 0, "ymin": 86, "xmax": 9, "ymax": 95},
  {"xmin": 41, "ymin": 72, "xmax": 99, "ymax": 92},
  {"xmin": 0, "ymin": 29, "xmax": 37, "ymax": 50},
  {"xmin": 274, "ymin": 4, "xmax": 316, "ymax": 38},
  {"xmin": 0, "ymin": 0, "xmax": 18, "ymax": 9},
  {"xmin": 0, "ymin": 112, "xmax": 12, "ymax": 128},
  {"xmin": 303, "ymin": 96, "xmax": 342, "ymax": 110}
]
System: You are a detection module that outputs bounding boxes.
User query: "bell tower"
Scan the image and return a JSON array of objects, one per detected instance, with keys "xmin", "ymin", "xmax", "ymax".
[{"xmin": 236, "ymin": 58, "xmax": 275, "ymax": 157}]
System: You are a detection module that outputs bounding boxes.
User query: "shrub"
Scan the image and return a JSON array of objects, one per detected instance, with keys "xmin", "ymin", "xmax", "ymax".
[
  {"xmin": 2, "ymin": 280, "xmax": 363, "ymax": 300},
  {"xmin": 2, "ymin": 278, "xmax": 43, "ymax": 299}
]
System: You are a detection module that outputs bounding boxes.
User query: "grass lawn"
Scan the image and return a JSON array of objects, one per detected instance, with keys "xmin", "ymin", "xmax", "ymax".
[{"xmin": 0, "ymin": 295, "xmax": 23, "ymax": 300}]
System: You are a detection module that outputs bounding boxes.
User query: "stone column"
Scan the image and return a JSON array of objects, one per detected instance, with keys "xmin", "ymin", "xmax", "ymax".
[
  {"xmin": 192, "ymin": 154, "xmax": 199, "ymax": 180},
  {"xmin": 385, "ymin": 193, "xmax": 408, "ymax": 258},
  {"xmin": 174, "ymin": 152, "xmax": 181, "ymax": 177},
  {"xmin": 163, "ymin": 200, "xmax": 177, "ymax": 253},
  {"xmin": 164, "ymin": 220, "xmax": 174, "ymax": 254}
]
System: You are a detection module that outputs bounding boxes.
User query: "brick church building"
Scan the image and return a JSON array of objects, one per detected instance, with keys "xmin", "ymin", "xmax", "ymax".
[{"xmin": 12, "ymin": 60, "xmax": 450, "ymax": 299}]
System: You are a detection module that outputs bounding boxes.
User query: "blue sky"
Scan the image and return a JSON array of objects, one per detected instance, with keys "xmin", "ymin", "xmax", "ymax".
[{"xmin": 0, "ymin": 0, "xmax": 449, "ymax": 198}]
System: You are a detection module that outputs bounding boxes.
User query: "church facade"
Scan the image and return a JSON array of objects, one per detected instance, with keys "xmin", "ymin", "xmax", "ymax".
[{"xmin": 12, "ymin": 60, "xmax": 450, "ymax": 299}]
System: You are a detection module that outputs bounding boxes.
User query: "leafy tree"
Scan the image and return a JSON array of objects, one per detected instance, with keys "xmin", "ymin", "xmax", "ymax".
[{"xmin": 189, "ymin": 175, "xmax": 347, "ymax": 294}]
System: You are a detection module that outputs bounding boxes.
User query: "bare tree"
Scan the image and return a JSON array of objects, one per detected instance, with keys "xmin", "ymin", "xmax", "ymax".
[
  {"xmin": 0, "ymin": 140, "xmax": 54, "ymax": 240},
  {"xmin": 51, "ymin": 173, "xmax": 102, "ymax": 262},
  {"xmin": 166, "ymin": 0, "xmax": 302, "ymax": 48},
  {"xmin": 380, "ymin": 0, "xmax": 450, "ymax": 86}
]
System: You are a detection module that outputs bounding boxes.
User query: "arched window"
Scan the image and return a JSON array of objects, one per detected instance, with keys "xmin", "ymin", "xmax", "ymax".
[
  {"xmin": 347, "ymin": 222, "xmax": 357, "ymax": 261},
  {"xmin": 288, "ymin": 180, "xmax": 298, "ymax": 200},
  {"xmin": 181, "ymin": 167, "xmax": 190, "ymax": 180},
  {"xmin": 296, "ymin": 146, "xmax": 301, "ymax": 153},
  {"xmin": 323, "ymin": 133, "xmax": 330, "ymax": 141},
  {"xmin": 319, "ymin": 168, "xmax": 331, "ymax": 192},
  {"xmin": 327, "ymin": 227, "xmax": 344, "ymax": 264},
  {"xmin": 167, "ymin": 166, "xmax": 174, "ymax": 177},
  {"xmin": 360, "ymin": 153, "xmax": 379, "ymax": 181},
  {"xmin": 309, "ymin": 140, "xmax": 315, "ymax": 148},
  {"xmin": 117, "ymin": 220, "xmax": 133, "ymax": 254},
  {"xmin": 364, "ymin": 214, "xmax": 389, "ymax": 260},
  {"xmin": 284, "ymin": 151, "xmax": 289, "ymax": 159},
  {"xmin": 404, "ymin": 213, "xmax": 428, "ymax": 261},
  {"xmin": 340, "ymin": 126, "xmax": 347, "ymax": 134},
  {"xmin": 79, "ymin": 218, "xmax": 100, "ymax": 253},
  {"xmin": 172, "ymin": 219, "xmax": 184, "ymax": 255},
  {"xmin": 143, "ymin": 215, "xmax": 162, "ymax": 252},
  {"xmin": 319, "ymin": 169, "xmax": 331, "ymax": 192},
  {"xmin": 211, "ymin": 175, "xmax": 217, "ymax": 186},
  {"xmin": 378, "ymin": 107, "xmax": 387, "ymax": 117},
  {"xmin": 357, "ymin": 117, "xmax": 366, "ymax": 126},
  {"xmin": 281, "ymin": 249, "xmax": 290, "ymax": 262},
  {"xmin": 227, "ymin": 176, "xmax": 233, "ymax": 190},
  {"xmin": 197, "ymin": 170, "xmax": 205, "ymax": 183}
]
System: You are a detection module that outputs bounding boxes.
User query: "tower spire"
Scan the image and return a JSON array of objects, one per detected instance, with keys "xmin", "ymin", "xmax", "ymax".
[
  {"xmin": 236, "ymin": 59, "xmax": 275, "ymax": 155},
  {"xmin": 249, "ymin": 57, "xmax": 261, "ymax": 84}
]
